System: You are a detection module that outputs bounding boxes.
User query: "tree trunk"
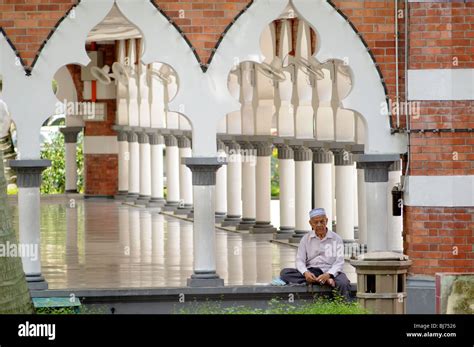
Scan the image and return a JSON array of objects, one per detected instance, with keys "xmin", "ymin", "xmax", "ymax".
[{"xmin": 0, "ymin": 152, "xmax": 35, "ymax": 314}]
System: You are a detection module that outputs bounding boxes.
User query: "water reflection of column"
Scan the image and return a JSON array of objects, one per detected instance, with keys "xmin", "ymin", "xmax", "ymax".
[
  {"xmin": 279, "ymin": 244, "xmax": 297, "ymax": 271},
  {"xmin": 227, "ymin": 234, "xmax": 243, "ymax": 285},
  {"xmin": 65, "ymin": 204, "xmax": 79, "ymax": 288},
  {"xmin": 140, "ymin": 210, "xmax": 152, "ymax": 287},
  {"xmin": 151, "ymin": 213, "xmax": 165, "ymax": 287},
  {"xmin": 242, "ymin": 236, "xmax": 257, "ymax": 285},
  {"xmin": 255, "ymin": 235, "xmax": 273, "ymax": 285},
  {"xmin": 128, "ymin": 208, "xmax": 141, "ymax": 286},
  {"xmin": 215, "ymin": 231, "xmax": 228, "ymax": 284},
  {"xmin": 180, "ymin": 222, "xmax": 194, "ymax": 285},
  {"xmin": 165, "ymin": 219, "xmax": 181, "ymax": 287},
  {"xmin": 118, "ymin": 205, "xmax": 131, "ymax": 287}
]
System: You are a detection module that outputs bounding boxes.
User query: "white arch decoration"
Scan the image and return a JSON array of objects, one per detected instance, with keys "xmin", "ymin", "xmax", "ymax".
[
  {"xmin": 0, "ymin": 0, "xmax": 407, "ymax": 158},
  {"xmin": 209, "ymin": 0, "xmax": 407, "ymax": 155}
]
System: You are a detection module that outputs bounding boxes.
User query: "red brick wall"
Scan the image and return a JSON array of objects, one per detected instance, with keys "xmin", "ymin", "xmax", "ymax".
[
  {"xmin": 409, "ymin": 1, "xmax": 474, "ymax": 70},
  {"xmin": 404, "ymin": 206, "xmax": 474, "ymax": 276},
  {"xmin": 84, "ymin": 154, "xmax": 118, "ymax": 196},
  {"xmin": 68, "ymin": 42, "xmax": 119, "ymax": 196},
  {"xmin": 0, "ymin": 0, "xmax": 77, "ymax": 67}
]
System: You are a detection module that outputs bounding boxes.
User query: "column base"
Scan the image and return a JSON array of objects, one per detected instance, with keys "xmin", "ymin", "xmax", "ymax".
[
  {"xmin": 175, "ymin": 204, "xmax": 193, "ymax": 215},
  {"xmin": 147, "ymin": 198, "xmax": 165, "ymax": 208},
  {"xmin": 289, "ymin": 230, "xmax": 309, "ymax": 244},
  {"xmin": 162, "ymin": 201, "xmax": 180, "ymax": 211},
  {"xmin": 236, "ymin": 218, "xmax": 256, "ymax": 230},
  {"xmin": 188, "ymin": 210, "xmax": 195, "ymax": 219},
  {"xmin": 215, "ymin": 212, "xmax": 226, "ymax": 223},
  {"xmin": 221, "ymin": 215, "xmax": 242, "ymax": 227},
  {"xmin": 187, "ymin": 272, "xmax": 224, "ymax": 287},
  {"xmin": 114, "ymin": 191, "xmax": 128, "ymax": 200},
  {"xmin": 274, "ymin": 227, "xmax": 295, "ymax": 240},
  {"xmin": 249, "ymin": 222, "xmax": 276, "ymax": 234},
  {"xmin": 26, "ymin": 274, "xmax": 48, "ymax": 290},
  {"xmin": 125, "ymin": 193, "xmax": 139, "ymax": 202},
  {"xmin": 135, "ymin": 195, "xmax": 151, "ymax": 206}
]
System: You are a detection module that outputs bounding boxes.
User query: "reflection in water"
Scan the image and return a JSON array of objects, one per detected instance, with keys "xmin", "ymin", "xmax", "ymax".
[{"xmin": 10, "ymin": 198, "xmax": 354, "ymax": 289}]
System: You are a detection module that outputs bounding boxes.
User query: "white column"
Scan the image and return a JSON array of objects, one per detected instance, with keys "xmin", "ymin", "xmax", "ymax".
[
  {"xmin": 237, "ymin": 141, "xmax": 257, "ymax": 230},
  {"xmin": 126, "ymin": 131, "xmax": 140, "ymax": 201},
  {"xmin": 356, "ymin": 162, "xmax": 368, "ymax": 246},
  {"xmin": 290, "ymin": 146, "xmax": 312, "ymax": 243},
  {"xmin": 388, "ymin": 160, "xmax": 403, "ymax": 252},
  {"xmin": 250, "ymin": 141, "xmax": 276, "ymax": 234},
  {"xmin": 221, "ymin": 141, "xmax": 242, "ymax": 226},
  {"xmin": 358, "ymin": 156, "xmax": 400, "ymax": 252},
  {"xmin": 275, "ymin": 145, "xmax": 294, "ymax": 239},
  {"xmin": 334, "ymin": 150, "xmax": 355, "ymax": 242},
  {"xmin": 163, "ymin": 135, "xmax": 180, "ymax": 211},
  {"xmin": 176, "ymin": 136, "xmax": 193, "ymax": 214},
  {"xmin": 185, "ymin": 159, "xmax": 224, "ymax": 287},
  {"xmin": 60, "ymin": 127, "xmax": 82, "ymax": 193},
  {"xmin": 215, "ymin": 140, "xmax": 227, "ymax": 222},
  {"xmin": 313, "ymin": 148, "xmax": 333, "ymax": 224},
  {"xmin": 117, "ymin": 131, "xmax": 129, "ymax": 197},
  {"xmin": 9, "ymin": 160, "xmax": 51, "ymax": 289},
  {"xmin": 136, "ymin": 132, "xmax": 151, "ymax": 205},
  {"xmin": 148, "ymin": 133, "xmax": 165, "ymax": 207}
]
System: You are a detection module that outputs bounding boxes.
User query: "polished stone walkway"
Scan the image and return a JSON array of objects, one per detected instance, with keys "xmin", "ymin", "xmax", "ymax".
[{"xmin": 9, "ymin": 196, "xmax": 355, "ymax": 290}]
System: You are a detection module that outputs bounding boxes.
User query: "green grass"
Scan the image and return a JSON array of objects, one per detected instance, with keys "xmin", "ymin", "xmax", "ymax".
[
  {"xmin": 35, "ymin": 305, "xmax": 108, "ymax": 315},
  {"xmin": 177, "ymin": 295, "xmax": 369, "ymax": 315}
]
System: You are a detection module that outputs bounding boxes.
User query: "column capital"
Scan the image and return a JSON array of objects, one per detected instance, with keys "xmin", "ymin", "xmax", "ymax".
[
  {"xmin": 149, "ymin": 132, "xmax": 164, "ymax": 145},
  {"xmin": 312, "ymin": 148, "xmax": 333, "ymax": 164},
  {"xmin": 184, "ymin": 157, "xmax": 226, "ymax": 186},
  {"xmin": 138, "ymin": 131, "xmax": 150, "ymax": 144},
  {"xmin": 178, "ymin": 136, "xmax": 192, "ymax": 149},
  {"xmin": 8, "ymin": 160, "xmax": 51, "ymax": 188},
  {"xmin": 223, "ymin": 140, "xmax": 240, "ymax": 151},
  {"xmin": 127, "ymin": 131, "xmax": 138, "ymax": 143},
  {"xmin": 277, "ymin": 144, "xmax": 294, "ymax": 160},
  {"xmin": 356, "ymin": 154, "xmax": 401, "ymax": 183},
  {"xmin": 333, "ymin": 149, "xmax": 354, "ymax": 166},
  {"xmin": 252, "ymin": 141, "xmax": 273, "ymax": 157},
  {"xmin": 164, "ymin": 134, "xmax": 178, "ymax": 147},
  {"xmin": 117, "ymin": 130, "xmax": 128, "ymax": 142},
  {"xmin": 59, "ymin": 126, "xmax": 83, "ymax": 143},
  {"xmin": 237, "ymin": 141, "xmax": 254, "ymax": 151},
  {"xmin": 292, "ymin": 145, "xmax": 312, "ymax": 161}
]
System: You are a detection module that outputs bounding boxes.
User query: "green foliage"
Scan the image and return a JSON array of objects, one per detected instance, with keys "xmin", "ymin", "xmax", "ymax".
[
  {"xmin": 36, "ymin": 305, "xmax": 108, "ymax": 315},
  {"xmin": 271, "ymin": 147, "xmax": 279, "ymax": 197},
  {"xmin": 176, "ymin": 294, "xmax": 368, "ymax": 315},
  {"xmin": 40, "ymin": 131, "xmax": 84, "ymax": 194}
]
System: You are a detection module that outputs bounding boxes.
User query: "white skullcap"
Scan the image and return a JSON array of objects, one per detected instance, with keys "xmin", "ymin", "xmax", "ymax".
[{"xmin": 309, "ymin": 208, "xmax": 326, "ymax": 219}]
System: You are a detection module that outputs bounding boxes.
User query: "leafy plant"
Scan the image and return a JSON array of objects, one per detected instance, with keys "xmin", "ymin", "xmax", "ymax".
[{"xmin": 40, "ymin": 131, "xmax": 84, "ymax": 194}]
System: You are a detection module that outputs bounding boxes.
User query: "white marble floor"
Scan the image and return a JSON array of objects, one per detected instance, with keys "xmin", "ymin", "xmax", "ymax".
[{"xmin": 9, "ymin": 197, "xmax": 356, "ymax": 289}]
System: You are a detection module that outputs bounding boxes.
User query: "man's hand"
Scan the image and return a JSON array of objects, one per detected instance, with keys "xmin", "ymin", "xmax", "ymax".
[
  {"xmin": 315, "ymin": 273, "xmax": 331, "ymax": 285},
  {"xmin": 304, "ymin": 271, "xmax": 318, "ymax": 283}
]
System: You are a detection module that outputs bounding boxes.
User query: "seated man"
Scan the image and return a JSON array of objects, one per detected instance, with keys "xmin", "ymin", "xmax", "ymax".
[{"xmin": 278, "ymin": 208, "xmax": 351, "ymax": 300}]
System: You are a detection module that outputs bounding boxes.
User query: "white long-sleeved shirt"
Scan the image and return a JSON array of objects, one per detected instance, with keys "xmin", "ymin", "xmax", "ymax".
[{"xmin": 296, "ymin": 230, "xmax": 345, "ymax": 276}]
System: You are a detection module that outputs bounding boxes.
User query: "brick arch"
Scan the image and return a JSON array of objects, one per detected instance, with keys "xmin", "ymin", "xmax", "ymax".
[{"xmin": 0, "ymin": 0, "xmax": 252, "ymax": 71}]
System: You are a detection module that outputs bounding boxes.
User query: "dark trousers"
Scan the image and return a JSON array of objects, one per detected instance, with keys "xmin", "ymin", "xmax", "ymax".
[{"xmin": 280, "ymin": 267, "xmax": 352, "ymax": 301}]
